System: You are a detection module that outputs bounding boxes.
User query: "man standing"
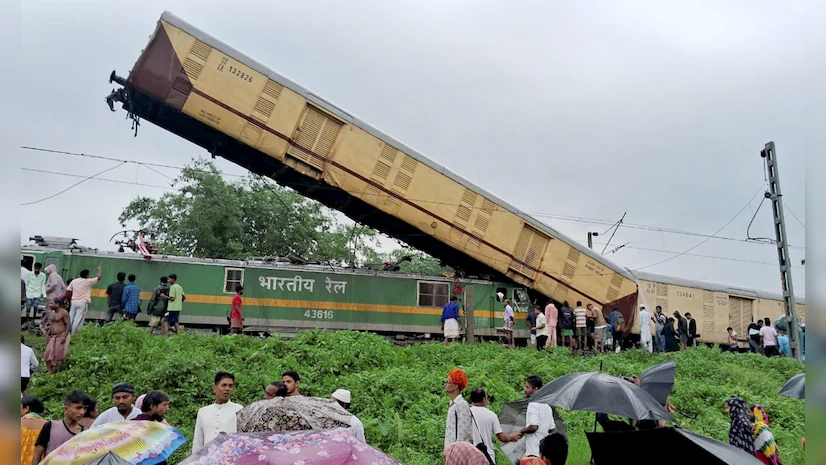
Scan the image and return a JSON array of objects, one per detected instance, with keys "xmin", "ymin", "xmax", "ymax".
[
  {"xmin": 441, "ymin": 296, "xmax": 461, "ymax": 345},
  {"xmin": 559, "ymin": 302, "xmax": 575, "ymax": 349},
  {"xmin": 525, "ymin": 304, "xmax": 538, "ymax": 348},
  {"xmin": 469, "ymin": 387, "xmax": 519, "ymax": 461},
  {"xmin": 444, "ymin": 368, "xmax": 472, "ymax": 451},
  {"xmin": 230, "ymin": 285, "xmax": 244, "ymax": 334},
  {"xmin": 544, "ymin": 301, "xmax": 558, "ymax": 349},
  {"xmin": 585, "ymin": 303, "xmax": 597, "ymax": 349},
  {"xmin": 25, "ymin": 263, "xmax": 47, "ymax": 325},
  {"xmin": 519, "ymin": 375, "xmax": 556, "ymax": 462},
  {"xmin": 534, "ymin": 306, "xmax": 549, "ymax": 351},
  {"xmin": 121, "ymin": 274, "xmax": 141, "ymax": 321},
  {"xmin": 639, "ymin": 305, "xmax": 653, "ymax": 353},
  {"xmin": 332, "ymin": 389, "xmax": 366, "ymax": 443},
  {"xmin": 592, "ymin": 306, "xmax": 607, "ymax": 353},
  {"xmin": 32, "ymin": 391, "xmax": 90, "ymax": 464},
  {"xmin": 21, "ymin": 335, "xmax": 39, "ymax": 392},
  {"xmin": 503, "ymin": 299, "xmax": 515, "ymax": 348},
  {"xmin": 748, "ymin": 320, "xmax": 763, "ymax": 353},
  {"xmin": 147, "ymin": 277, "xmax": 169, "ymax": 335},
  {"xmin": 674, "ymin": 312, "xmax": 688, "ymax": 349},
  {"xmin": 92, "ymin": 383, "xmax": 141, "ymax": 427},
  {"xmin": 44, "ymin": 301, "xmax": 70, "ymax": 375},
  {"xmin": 760, "ymin": 318, "xmax": 779, "ymax": 357},
  {"xmin": 66, "ymin": 265, "xmax": 103, "ymax": 335},
  {"xmin": 282, "ymin": 371, "xmax": 302, "ymax": 397},
  {"xmin": 777, "ymin": 331, "xmax": 791, "ymax": 357},
  {"xmin": 193, "ymin": 372, "xmax": 243, "ymax": 453},
  {"xmin": 654, "ymin": 306, "xmax": 666, "ymax": 353},
  {"xmin": 686, "ymin": 313, "xmax": 697, "ymax": 347},
  {"xmin": 573, "ymin": 301, "xmax": 587, "ymax": 350},
  {"xmin": 610, "ymin": 307, "xmax": 625, "ymax": 353},
  {"xmin": 163, "ymin": 274, "xmax": 184, "ymax": 336},
  {"xmin": 105, "ymin": 272, "xmax": 127, "ymax": 323}
]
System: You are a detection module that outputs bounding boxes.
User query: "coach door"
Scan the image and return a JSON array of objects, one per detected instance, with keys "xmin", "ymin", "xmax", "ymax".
[{"xmin": 728, "ymin": 296, "xmax": 754, "ymax": 338}]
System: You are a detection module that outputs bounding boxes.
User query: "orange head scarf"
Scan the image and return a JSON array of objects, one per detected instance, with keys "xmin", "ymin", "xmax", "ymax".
[{"xmin": 448, "ymin": 369, "xmax": 468, "ymax": 390}]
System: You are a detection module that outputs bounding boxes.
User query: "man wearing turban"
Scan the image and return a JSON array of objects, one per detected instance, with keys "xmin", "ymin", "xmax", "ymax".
[{"xmin": 444, "ymin": 368, "xmax": 473, "ymax": 452}]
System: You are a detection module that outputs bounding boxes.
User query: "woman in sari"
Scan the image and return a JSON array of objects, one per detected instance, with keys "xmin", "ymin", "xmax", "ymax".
[
  {"xmin": 21, "ymin": 395, "xmax": 47, "ymax": 465},
  {"xmin": 725, "ymin": 397, "xmax": 755, "ymax": 454},
  {"xmin": 750, "ymin": 404, "xmax": 781, "ymax": 464}
]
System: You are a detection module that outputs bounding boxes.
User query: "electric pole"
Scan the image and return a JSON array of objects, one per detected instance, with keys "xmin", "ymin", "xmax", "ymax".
[{"xmin": 761, "ymin": 141, "xmax": 801, "ymax": 360}]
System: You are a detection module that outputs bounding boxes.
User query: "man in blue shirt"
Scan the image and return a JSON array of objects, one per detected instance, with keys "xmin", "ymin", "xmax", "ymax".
[
  {"xmin": 441, "ymin": 296, "xmax": 461, "ymax": 345},
  {"xmin": 121, "ymin": 274, "xmax": 141, "ymax": 320},
  {"xmin": 777, "ymin": 331, "xmax": 791, "ymax": 357}
]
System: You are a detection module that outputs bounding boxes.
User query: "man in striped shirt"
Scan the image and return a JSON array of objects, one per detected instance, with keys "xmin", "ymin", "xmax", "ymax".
[{"xmin": 573, "ymin": 301, "xmax": 588, "ymax": 350}]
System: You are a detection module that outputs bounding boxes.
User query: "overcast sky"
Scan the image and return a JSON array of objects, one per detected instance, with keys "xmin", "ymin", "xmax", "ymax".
[{"xmin": 15, "ymin": 0, "xmax": 810, "ymax": 296}]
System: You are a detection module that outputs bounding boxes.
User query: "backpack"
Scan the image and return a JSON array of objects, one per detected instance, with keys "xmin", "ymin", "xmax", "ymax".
[{"xmin": 614, "ymin": 312, "xmax": 626, "ymax": 332}]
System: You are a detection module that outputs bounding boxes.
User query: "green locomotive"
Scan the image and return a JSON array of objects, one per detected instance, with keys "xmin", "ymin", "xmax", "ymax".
[{"xmin": 21, "ymin": 236, "xmax": 531, "ymax": 342}]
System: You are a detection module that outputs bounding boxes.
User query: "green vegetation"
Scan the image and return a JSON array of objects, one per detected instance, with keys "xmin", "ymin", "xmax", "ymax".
[{"xmin": 26, "ymin": 324, "xmax": 805, "ymax": 465}]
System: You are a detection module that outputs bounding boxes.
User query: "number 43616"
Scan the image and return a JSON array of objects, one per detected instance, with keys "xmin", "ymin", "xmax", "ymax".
[{"xmin": 304, "ymin": 309, "xmax": 334, "ymax": 319}]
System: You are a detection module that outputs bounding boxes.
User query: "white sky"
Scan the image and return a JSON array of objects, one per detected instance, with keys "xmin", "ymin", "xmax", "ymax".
[{"xmin": 13, "ymin": 0, "xmax": 812, "ymax": 296}]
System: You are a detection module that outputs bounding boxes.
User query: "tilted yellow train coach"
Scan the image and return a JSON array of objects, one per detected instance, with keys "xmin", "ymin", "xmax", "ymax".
[{"xmin": 107, "ymin": 12, "xmax": 639, "ymax": 324}]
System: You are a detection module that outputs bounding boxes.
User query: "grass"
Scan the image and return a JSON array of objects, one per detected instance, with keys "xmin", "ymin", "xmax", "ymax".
[{"xmin": 24, "ymin": 323, "xmax": 805, "ymax": 464}]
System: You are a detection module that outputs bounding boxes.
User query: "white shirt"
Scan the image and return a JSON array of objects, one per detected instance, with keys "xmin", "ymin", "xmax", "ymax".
[
  {"xmin": 760, "ymin": 326, "xmax": 778, "ymax": 347},
  {"xmin": 535, "ymin": 313, "xmax": 549, "ymax": 337},
  {"xmin": 470, "ymin": 405, "xmax": 503, "ymax": 460},
  {"xmin": 21, "ymin": 344, "xmax": 38, "ymax": 378},
  {"xmin": 22, "ymin": 267, "xmax": 30, "ymax": 281},
  {"xmin": 525, "ymin": 402, "xmax": 555, "ymax": 458},
  {"xmin": 91, "ymin": 406, "xmax": 142, "ymax": 427},
  {"xmin": 193, "ymin": 401, "xmax": 243, "ymax": 453},
  {"xmin": 349, "ymin": 415, "xmax": 366, "ymax": 443}
]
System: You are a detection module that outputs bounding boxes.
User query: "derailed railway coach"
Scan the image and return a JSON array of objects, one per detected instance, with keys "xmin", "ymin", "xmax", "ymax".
[
  {"xmin": 105, "ymin": 12, "xmax": 641, "ymax": 332},
  {"xmin": 21, "ymin": 242, "xmax": 533, "ymax": 342}
]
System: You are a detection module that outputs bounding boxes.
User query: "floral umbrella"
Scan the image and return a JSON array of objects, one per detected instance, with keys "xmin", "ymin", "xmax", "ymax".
[
  {"xmin": 180, "ymin": 428, "xmax": 405, "ymax": 465},
  {"xmin": 40, "ymin": 420, "xmax": 187, "ymax": 465},
  {"xmin": 236, "ymin": 397, "xmax": 352, "ymax": 433}
]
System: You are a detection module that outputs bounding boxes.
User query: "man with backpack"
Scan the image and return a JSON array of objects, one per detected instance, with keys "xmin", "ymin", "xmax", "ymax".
[
  {"xmin": 147, "ymin": 277, "xmax": 169, "ymax": 335},
  {"xmin": 610, "ymin": 308, "xmax": 625, "ymax": 353}
]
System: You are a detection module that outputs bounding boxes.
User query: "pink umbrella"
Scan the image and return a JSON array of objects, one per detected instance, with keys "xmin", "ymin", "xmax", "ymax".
[{"xmin": 180, "ymin": 428, "xmax": 405, "ymax": 465}]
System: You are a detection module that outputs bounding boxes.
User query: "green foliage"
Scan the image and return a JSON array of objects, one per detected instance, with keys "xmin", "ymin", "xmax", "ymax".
[{"xmin": 27, "ymin": 325, "xmax": 805, "ymax": 465}]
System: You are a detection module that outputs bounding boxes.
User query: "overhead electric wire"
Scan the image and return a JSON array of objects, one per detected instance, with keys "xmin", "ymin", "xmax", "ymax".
[
  {"xmin": 21, "ymin": 162, "xmax": 127, "ymax": 206},
  {"xmin": 592, "ymin": 242, "xmax": 804, "ymax": 269},
  {"xmin": 21, "ymin": 145, "xmax": 806, "ymax": 251},
  {"xmin": 22, "ymin": 168, "xmax": 172, "ymax": 190},
  {"xmin": 634, "ymin": 185, "xmax": 767, "ymax": 271},
  {"xmin": 784, "ymin": 202, "xmax": 806, "ymax": 228}
]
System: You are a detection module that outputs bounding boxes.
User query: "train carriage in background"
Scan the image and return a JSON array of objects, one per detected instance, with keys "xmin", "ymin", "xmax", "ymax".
[
  {"xmin": 21, "ymin": 242, "xmax": 530, "ymax": 342},
  {"xmin": 106, "ymin": 12, "xmax": 640, "ymax": 331}
]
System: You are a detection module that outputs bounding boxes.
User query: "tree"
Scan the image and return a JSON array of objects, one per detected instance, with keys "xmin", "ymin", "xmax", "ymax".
[{"xmin": 118, "ymin": 159, "xmax": 379, "ymax": 263}]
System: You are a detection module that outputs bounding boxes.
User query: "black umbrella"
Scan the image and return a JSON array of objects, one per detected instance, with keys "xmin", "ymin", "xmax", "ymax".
[
  {"xmin": 531, "ymin": 371, "xmax": 674, "ymax": 421},
  {"xmin": 498, "ymin": 397, "xmax": 567, "ymax": 464},
  {"xmin": 82, "ymin": 452, "xmax": 133, "ymax": 465},
  {"xmin": 779, "ymin": 373, "xmax": 805, "ymax": 399},
  {"xmin": 586, "ymin": 427, "xmax": 763, "ymax": 465},
  {"xmin": 638, "ymin": 359, "xmax": 676, "ymax": 406}
]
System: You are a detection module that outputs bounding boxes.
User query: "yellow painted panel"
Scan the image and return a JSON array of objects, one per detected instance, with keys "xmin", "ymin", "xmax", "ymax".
[
  {"xmin": 181, "ymin": 94, "xmax": 247, "ymax": 140},
  {"xmin": 196, "ymin": 53, "xmax": 266, "ymax": 116},
  {"xmin": 162, "ymin": 22, "xmax": 197, "ymax": 65}
]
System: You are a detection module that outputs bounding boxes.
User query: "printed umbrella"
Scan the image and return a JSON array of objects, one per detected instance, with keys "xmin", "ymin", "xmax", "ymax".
[
  {"xmin": 778, "ymin": 373, "xmax": 805, "ymax": 399},
  {"xmin": 40, "ymin": 420, "xmax": 187, "ymax": 465},
  {"xmin": 498, "ymin": 397, "xmax": 567, "ymax": 465},
  {"xmin": 638, "ymin": 359, "xmax": 677, "ymax": 406},
  {"xmin": 586, "ymin": 427, "xmax": 763, "ymax": 465},
  {"xmin": 236, "ymin": 396, "xmax": 353, "ymax": 433},
  {"xmin": 530, "ymin": 371, "xmax": 674, "ymax": 421},
  {"xmin": 83, "ymin": 452, "xmax": 133, "ymax": 465},
  {"xmin": 180, "ymin": 428, "xmax": 406, "ymax": 465}
]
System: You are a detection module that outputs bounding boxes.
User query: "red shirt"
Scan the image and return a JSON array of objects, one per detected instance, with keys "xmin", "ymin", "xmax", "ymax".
[{"xmin": 231, "ymin": 295, "xmax": 243, "ymax": 318}]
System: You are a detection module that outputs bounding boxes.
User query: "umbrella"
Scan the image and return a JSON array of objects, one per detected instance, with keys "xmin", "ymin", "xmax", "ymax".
[
  {"xmin": 638, "ymin": 359, "xmax": 676, "ymax": 406},
  {"xmin": 83, "ymin": 452, "xmax": 133, "ymax": 465},
  {"xmin": 180, "ymin": 428, "xmax": 405, "ymax": 465},
  {"xmin": 530, "ymin": 371, "xmax": 674, "ymax": 422},
  {"xmin": 40, "ymin": 420, "xmax": 187, "ymax": 465},
  {"xmin": 779, "ymin": 373, "xmax": 805, "ymax": 399},
  {"xmin": 236, "ymin": 396, "xmax": 353, "ymax": 433},
  {"xmin": 586, "ymin": 427, "xmax": 763, "ymax": 465},
  {"xmin": 498, "ymin": 397, "xmax": 567, "ymax": 464}
]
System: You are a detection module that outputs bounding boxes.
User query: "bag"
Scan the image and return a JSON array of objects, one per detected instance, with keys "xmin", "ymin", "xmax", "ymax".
[
  {"xmin": 615, "ymin": 313, "xmax": 626, "ymax": 332},
  {"xmin": 470, "ymin": 412, "xmax": 494, "ymax": 465}
]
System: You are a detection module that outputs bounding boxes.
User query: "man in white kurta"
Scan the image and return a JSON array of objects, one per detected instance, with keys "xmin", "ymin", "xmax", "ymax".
[
  {"xmin": 332, "ymin": 389, "xmax": 366, "ymax": 443},
  {"xmin": 192, "ymin": 372, "xmax": 243, "ymax": 453},
  {"xmin": 639, "ymin": 305, "xmax": 653, "ymax": 353}
]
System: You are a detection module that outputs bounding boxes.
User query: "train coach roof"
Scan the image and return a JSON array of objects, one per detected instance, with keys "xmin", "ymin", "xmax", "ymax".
[
  {"xmin": 157, "ymin": 11, "xmax": 636, "ymax": 283},
  {"xmin": 631, "ymin": 270, "xmax": 805, "ymax": 305}
]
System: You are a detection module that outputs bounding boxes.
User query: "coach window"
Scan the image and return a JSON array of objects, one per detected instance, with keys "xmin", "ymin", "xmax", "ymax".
[
  {"xmin": 224, "ymin": 268, "xmax": 245, "ymax": 294},
  {"xmin": 44, "ymin": 257, "xmax": 62, "ymax": 274},
  {"xmin": 418, "ymin": 281, "xmax": 450, "ymax": 307},
  {"xmin": 21, "ymin": 254, "xmax": 35, "ymax": 271}
]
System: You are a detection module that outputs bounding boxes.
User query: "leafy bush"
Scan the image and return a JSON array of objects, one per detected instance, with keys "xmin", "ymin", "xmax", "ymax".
[{"xmin": 26, "ymin": 324, "xmax": 805, "ymax": 465}]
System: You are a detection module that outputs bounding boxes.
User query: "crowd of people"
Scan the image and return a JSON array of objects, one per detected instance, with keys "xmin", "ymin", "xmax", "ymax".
[
  {"xmin": 441, "ymin": 296, "xmax": 801, "ymax": 357},
  {"xmin": 19, "ymin": 370, "xmax": 365, "ymax": 465}
]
